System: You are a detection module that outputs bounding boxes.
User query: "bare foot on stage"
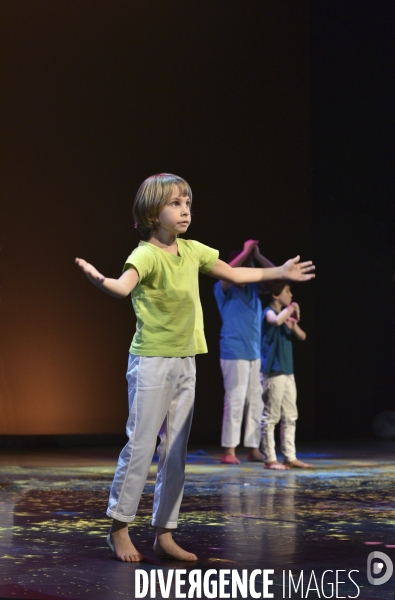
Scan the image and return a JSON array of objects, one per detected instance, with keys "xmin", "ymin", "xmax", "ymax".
[
  {"xmin": 221, "ymin": 447, "xmax": 240, "ymax": 464},
  {"xmin": 247, "ymin": 449, "xmax": 264, "ymax": 462},
  {"xmin": 284, "ymin": 459, "xmax": 313, "ymax": 469},
  {"xmin": 154, "ymin": 528, "xmax": 198, "ymax": 561},
  {"xmin": 108, "ymin": 522, "xmax": 145, "ymax": 562},
  {"xmin": 264, "ymin": 461, "xmax": 290, "ymax": 470},
  {"xmin": 221, "ymin": 454, "xmax": 240, "ymax": 464}
]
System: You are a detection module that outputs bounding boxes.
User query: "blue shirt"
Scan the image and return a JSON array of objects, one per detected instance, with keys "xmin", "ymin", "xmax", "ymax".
[
  {"xmin": 214, "ymin": 281, "xmax": 261, "ymax": 360},
  {"xmin": 260, "ymin": 306, "xmax": 294, "ymax": 374}
]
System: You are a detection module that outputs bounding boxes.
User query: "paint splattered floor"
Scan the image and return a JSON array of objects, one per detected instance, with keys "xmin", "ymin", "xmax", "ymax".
[{"xmin": 0, "ymin": 441, "xmax": 395, "ymax": 599}]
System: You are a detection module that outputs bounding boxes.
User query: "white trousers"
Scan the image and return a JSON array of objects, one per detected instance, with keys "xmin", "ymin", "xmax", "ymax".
[
  {"xmin": 260, "ymin": 373, "xmax": 298, "ymax": 463},
  {"xmin": 220, "ymin": 358, "xmax": 263, "ymax": 448},
  {"xmin": 106, "ymin": 354, "xmax": 196, "ymax": 529}
]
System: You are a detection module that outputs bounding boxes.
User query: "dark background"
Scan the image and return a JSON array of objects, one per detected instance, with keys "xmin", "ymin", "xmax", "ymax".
[
  {"xmin": 1, "ymin": 1, "xmax": 394, "ymax": 444},
  {"xmin": 311, "ymin": 1, "xmax": 395, "ymax": 439}
]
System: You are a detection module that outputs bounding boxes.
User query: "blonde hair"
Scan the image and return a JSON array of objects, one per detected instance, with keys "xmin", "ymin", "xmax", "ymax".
[{"xmin": 133, "ymin": 173, "xmax": 192, "ymax": 239}]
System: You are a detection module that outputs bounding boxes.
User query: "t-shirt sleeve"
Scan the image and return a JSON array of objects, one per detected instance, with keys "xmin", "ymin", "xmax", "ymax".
[
  {"xmin": 264, "ymin": 308, "xmax": 276, "ymax": 324},
  {"xmin": 190, "ymin": 240, "xmax": 219, "ymax": 273},
  {"xmin": 123, "ymin": 246, "xmax": 156, "ymax": 282}
]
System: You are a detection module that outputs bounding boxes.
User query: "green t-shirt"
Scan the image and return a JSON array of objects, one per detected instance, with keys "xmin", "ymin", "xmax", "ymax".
[{"xmin": 124, "ymin": 239, "xmax": 219, "ymax": 357}]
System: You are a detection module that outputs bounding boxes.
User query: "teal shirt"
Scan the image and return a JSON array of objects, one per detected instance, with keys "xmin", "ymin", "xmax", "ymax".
[{"xmin": 260, "ymin": 306, "xmax": 294, "ymax": 374}]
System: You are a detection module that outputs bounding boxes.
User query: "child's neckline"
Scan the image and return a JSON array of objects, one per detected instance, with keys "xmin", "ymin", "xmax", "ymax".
[{"xmin": 141, "ymin": 239, "xmax": 182, "ymax": 258}]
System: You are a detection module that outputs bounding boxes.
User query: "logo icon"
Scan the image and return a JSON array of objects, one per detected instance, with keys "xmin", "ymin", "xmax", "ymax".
[{"xmin": 367, "ymin": 551, "xmax": 393, "ymax": 586}]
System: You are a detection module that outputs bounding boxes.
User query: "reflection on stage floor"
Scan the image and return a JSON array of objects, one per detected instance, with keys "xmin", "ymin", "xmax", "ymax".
[{"xmin": 0, "ymin": 441, "xmax": 394, "ymax": 599}]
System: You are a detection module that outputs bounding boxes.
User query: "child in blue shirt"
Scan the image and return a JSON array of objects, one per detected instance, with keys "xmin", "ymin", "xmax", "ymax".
[{"xmin": 214, "ymin": 240, "xmax": 274, "ymax": 464}]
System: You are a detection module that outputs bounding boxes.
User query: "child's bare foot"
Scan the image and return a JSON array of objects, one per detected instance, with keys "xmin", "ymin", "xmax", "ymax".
[
  {"xmin": 284, "ymin": 459, "xmax": 313, "ymax": 469},
  {"xmin": 108, "ymin": 521, "xmax": 145, "ymax": 562},
  {"xmin": 247, "ymin": 449, "xmax": 264, "ymax": 462},
  {"xmin": 154, "ymin": 528, "xmax": 197, "ymax": 561},
  {"xmin": 221, "ymin": 447, "xmax": 240, "ymax": 464},
  {"xmin": 264, "ymin": 461, "xmax": 289, "ymax": 470},
  {"xmin": 221, "ymin": 454, "xmax": 240, "ymax": 464}
]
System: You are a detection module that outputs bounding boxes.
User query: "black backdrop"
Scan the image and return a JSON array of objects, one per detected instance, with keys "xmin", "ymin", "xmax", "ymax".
[
  {"xmin": 1, "ymin": 0, "xmax": 393, "ymax": 443},
  {"xmin": 311, "ymin": 1, "xmax": 395, "ymax": 439}
]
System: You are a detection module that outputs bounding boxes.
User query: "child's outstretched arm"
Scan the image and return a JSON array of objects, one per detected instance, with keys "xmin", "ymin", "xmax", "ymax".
[
  {"xmin": 207, "ymin": 255, "xmax": 315, "ymax": 284},
  {"xmin": 75, "ymin": 258, "xmax": 139, "ymax": 298}
]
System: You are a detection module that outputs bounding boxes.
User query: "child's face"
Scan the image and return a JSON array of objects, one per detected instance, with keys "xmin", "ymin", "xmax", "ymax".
[
  {"xmin": 274, "ymin": 285, "xmax": 293, "ymax": 307},
  {"xmin": 158, "ymin": 186, "xmax": 191, "ymax": 236}
]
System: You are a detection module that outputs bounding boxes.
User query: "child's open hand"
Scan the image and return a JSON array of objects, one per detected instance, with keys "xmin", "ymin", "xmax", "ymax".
[
  {"xmin": 75, "ymin": 258, "xmax": 105, "ymax": 286},
  {"xmin": 282, "ymin": 256, "xmax": 315, "ymax": 281}
]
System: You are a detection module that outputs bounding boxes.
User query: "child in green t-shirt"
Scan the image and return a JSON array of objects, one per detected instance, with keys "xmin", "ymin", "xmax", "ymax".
[{"xmin": 76, "ymin": 173, "xmax": 315, "ymax": 562}]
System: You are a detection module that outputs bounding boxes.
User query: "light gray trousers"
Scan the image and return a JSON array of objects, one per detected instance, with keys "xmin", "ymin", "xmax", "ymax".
[
  {"xmin": 260, "ymin": 373, "xmax": 298, "ymax": 463},
  {"xmin": 106, "ymin": 354, "xmax": 196, "ymax": 528},
  {"xmin": 220, "ymin": 358, "xmax": 263, "ymax": 448}
]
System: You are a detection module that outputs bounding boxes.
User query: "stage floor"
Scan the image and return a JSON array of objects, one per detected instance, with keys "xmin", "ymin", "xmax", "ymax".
[{"xmin": 0, "ymin": 441, "xmax": 395, "ymax": 600}]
